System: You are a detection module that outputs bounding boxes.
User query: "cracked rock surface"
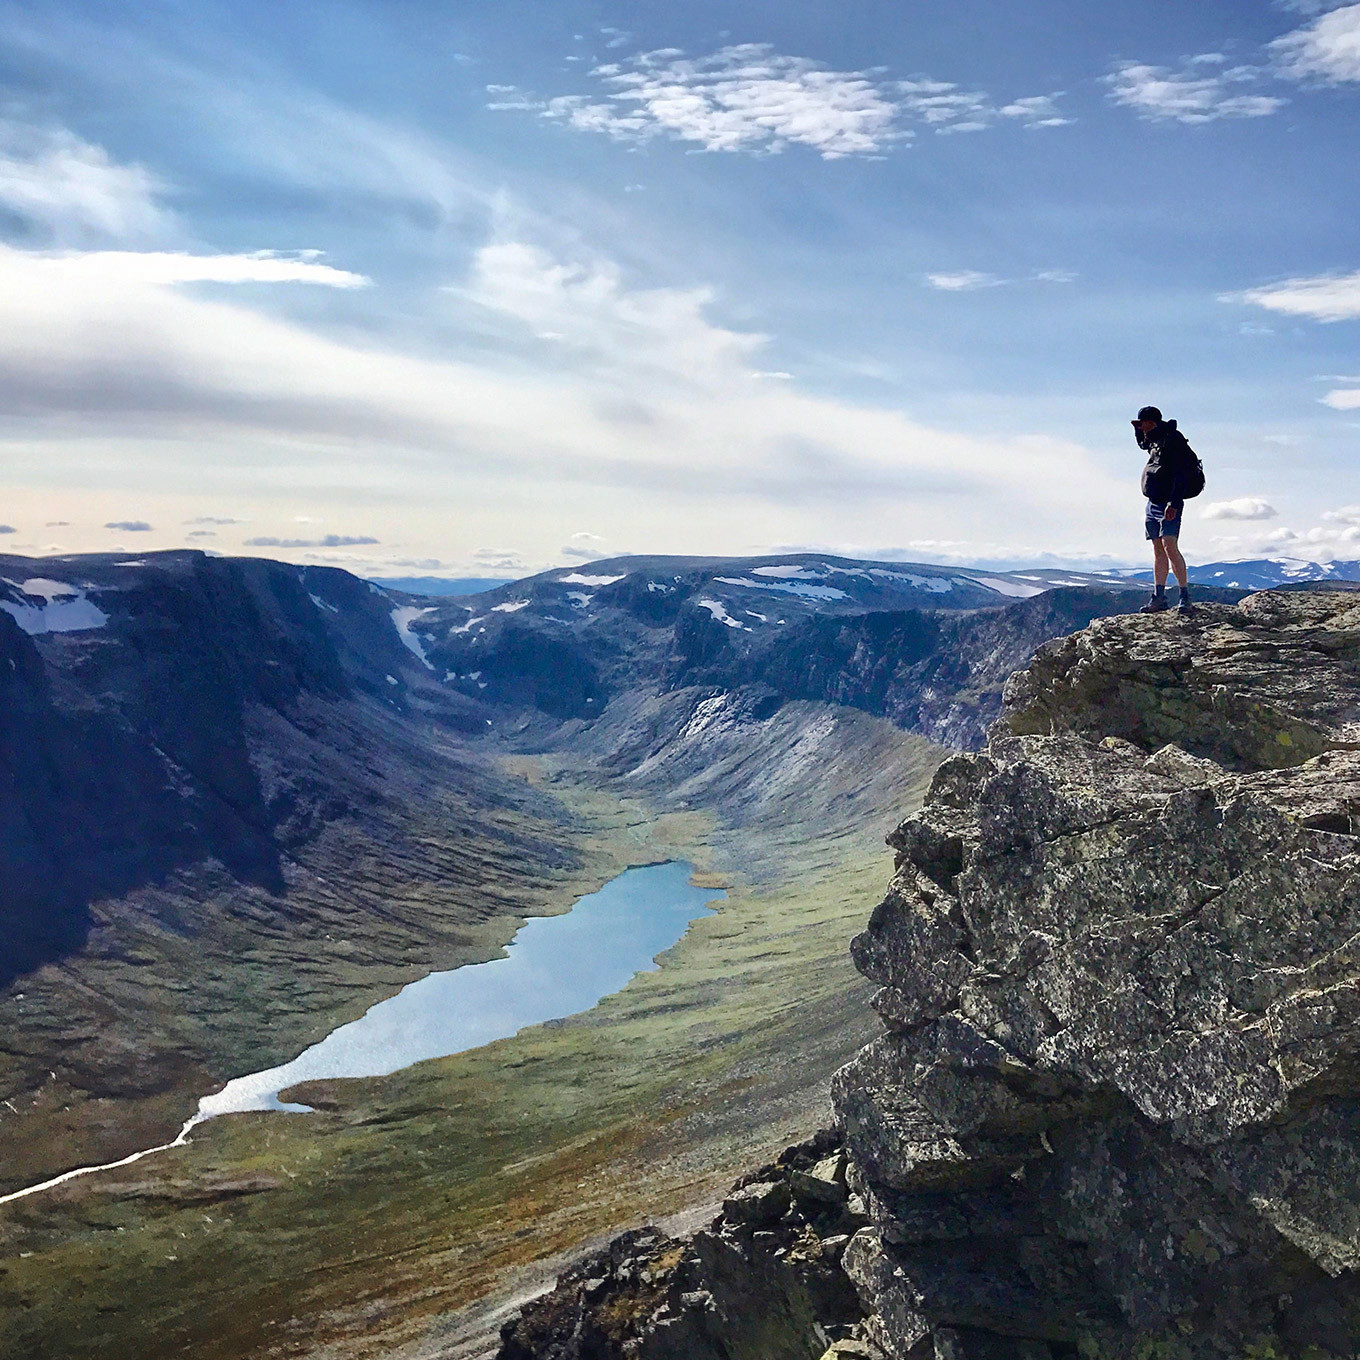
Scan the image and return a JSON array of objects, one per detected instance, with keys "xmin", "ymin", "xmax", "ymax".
[
  {"xmin": 838, "ymin": 595, "xmax": 1360, "ymax": 1356},
  {"xmin": 499, "ymin": 595, "xmax": 1360, "ymax": 1358}
]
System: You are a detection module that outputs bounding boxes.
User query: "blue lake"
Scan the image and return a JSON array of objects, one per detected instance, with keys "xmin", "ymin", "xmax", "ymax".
[{"xmin": 193, "ymin": 860, "xmax": 724, "ymax": 1122}]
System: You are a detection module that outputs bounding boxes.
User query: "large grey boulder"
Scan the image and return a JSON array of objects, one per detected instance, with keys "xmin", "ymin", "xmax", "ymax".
[{"xmin": 836, "ymin": 595, "xmax": 1360, "ymax": 1356}]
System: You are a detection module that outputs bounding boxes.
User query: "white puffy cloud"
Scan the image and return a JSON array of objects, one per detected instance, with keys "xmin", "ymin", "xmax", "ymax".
[
  {"xmin": 0, "ymin": 121, "xmax": 168, "ymax": 241},
  {"xmin": 491, "ymin": 44, "xmax": 1069, "ymax": 157},
  {"xmin": 1207, "ymin": 505, "xmax": 1360, "ymax": 561},
  {"xmin": 1201, "ymin": 497, "xmax": 1279, "ymax": 521},
  {"xmin": 561, "ymin": 531, "xmax": 612, "ymax": 561},
  {"xmin": 1104, "ymin": 58, "xmax": 1287, "ymax": 122},
  {"xmin": 1228, "ymin": 270, "xmax": 1360, "ymax": 321},
  {"xmin": 997, "ymin": 95, "xmax": 1073, "ymax": 128},
  {"xmin": 1324, "ymin": 387, "xmax": 1360, "ymax": 409},
  {"xmin": 1272, "ymin": 3, "xmax": 1360, "ymax": 82}
]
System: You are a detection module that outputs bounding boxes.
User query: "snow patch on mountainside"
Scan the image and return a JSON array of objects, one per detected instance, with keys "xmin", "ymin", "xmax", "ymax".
[
  {"xmin": 716, "ymin": 577, "xmax": 848, "ymax": 601},
  {"xmin": 1, "ymin": 579, "xmax": 109, "ymax": 635},
  {"xmin": 696, "ymin": 598, "xmax": 748, "ymax": 629},
  {"xmin": 964, "ymin": 576, "xmax": 1046, "ymax": 599},
  {"xmin": 390, "ymin": 606, "xmax": 435, "ymax": 667}
]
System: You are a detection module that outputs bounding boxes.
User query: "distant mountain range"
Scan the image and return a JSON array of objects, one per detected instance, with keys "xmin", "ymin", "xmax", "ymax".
[
  {"xmin": 372, "ymin": 556, "xmax": 1360, "ymax": 600},
  {"xmin": 1163, "ymin": 558, "xmax": 1360, "ymax": 590}
]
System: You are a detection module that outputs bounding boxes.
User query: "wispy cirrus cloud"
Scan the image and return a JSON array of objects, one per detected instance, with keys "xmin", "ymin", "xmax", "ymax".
[
  {"xmin": 1227, "ymin": 270, "xmax": 1360, "ymax": 321},
  {"xmin": 925, "ymin": 268, "xmax": 1076, "ymax": 292},
  {"xmin": 0, "ymin": 233, "xmax": 1131, "ymax": 560},
  {"xmin": 24, "ymin": 249, "xmax": 368, "ymax": 289},
  {"xmin": 489, "ymin": 43, "xmax": 1069, "ymax": 158},
  {"xmin": 0, "ymin": 119, "xmax": 169, "ymax": 241},
  {"xmin": 1104, "ymin": 56, "xmax": 1287, "ymax": 123},
  {"xmin": 244, "ymin": 534, "xmax": 380, "ymax": 548},
  {"xmin": 926, "ymin": 270, "xmax": 1003, "ymax": 292}
]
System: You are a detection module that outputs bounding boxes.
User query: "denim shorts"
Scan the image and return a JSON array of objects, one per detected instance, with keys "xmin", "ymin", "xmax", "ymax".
[{"xmin": 1145, "ymin": 501, "xmax": 1183, "ymax": 540}]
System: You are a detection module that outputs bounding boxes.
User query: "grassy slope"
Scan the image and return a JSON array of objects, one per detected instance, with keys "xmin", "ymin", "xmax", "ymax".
[
  {"xmin": 0, "ymin": 715, "xmax": 943, "ymax": 1360},
  {"xmin": 0, "ymin": 707, "xmax": 617, "ymax": 1196}
]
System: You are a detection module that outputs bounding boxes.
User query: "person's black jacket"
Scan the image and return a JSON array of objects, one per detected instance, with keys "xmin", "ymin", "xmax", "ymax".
[{"xmin": 1139, "ymin": 420, "xmax": 1195, "ymax": 505}]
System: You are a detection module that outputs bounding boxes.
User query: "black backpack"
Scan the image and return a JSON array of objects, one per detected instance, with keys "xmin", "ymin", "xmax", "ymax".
[
  {"xmin": 1180, "ymin": 444, "xmax": 1206, "ymax": 499},
  {"xmin": 1166, "ymin": 422, "xmax": 1206, "ymax": 499}
]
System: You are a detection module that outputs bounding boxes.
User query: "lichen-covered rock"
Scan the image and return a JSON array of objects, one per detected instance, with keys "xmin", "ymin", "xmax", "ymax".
[
  {"xmin": 836, "ymin": 595, "xmax": 1360, "ymax": 1357},
  {"xmin": 1002, "ymin": 592, "xmax": 1360, "ymax": 770}
]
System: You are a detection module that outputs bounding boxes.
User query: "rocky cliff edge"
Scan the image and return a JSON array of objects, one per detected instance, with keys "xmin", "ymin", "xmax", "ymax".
[{"xmin": 500, "ymin": 592, "xmax": 1360, "ymax": 1359}]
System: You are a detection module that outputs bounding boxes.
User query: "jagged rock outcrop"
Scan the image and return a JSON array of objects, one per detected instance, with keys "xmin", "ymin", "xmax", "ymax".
[
  {"xmin": 502, "ymin": 594, "xmax": 1360, "ymax": 1359},
  {"xmin": 499, "ymin": 1131, "xmax": 870, "ymax": 1360}
]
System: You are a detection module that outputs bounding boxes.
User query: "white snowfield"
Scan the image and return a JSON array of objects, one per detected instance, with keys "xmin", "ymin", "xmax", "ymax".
[
  {"xmin": 696, "ymin": 598, "xmax": 748, "ymax": 629},
  {"xmin": 0, "ymin": 578, "xmax": 109, "ymax": 635},
  {"xmin": 716, "ymin": 576, "xmax": 848, "ymax": 602},
  {"xmin": 491, "ymin": 599, "xmax": 531, "ymax": 613},
  {"xmin": 390, "ymin": 605, "xmax": 435, "ymax": 668},
  {"xmin": 751, "ymin": 564, "xmax": 823, "ymax": 579},
  {"xmin": 558, "ymin": 573, "xmax": 625, "ymax": 587},
  {"xmin": 866, "ymin": 568, "xmax": 955, "ymax": 592},
  {"xmin": 964, "ymin": 576, "xmax": 1046, "ymax": 599}
]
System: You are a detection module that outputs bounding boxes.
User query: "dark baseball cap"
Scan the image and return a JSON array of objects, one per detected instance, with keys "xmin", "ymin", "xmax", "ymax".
[{"xmin": 1136, "ymin": 405, "xmax": 1163, "ymax": 423}]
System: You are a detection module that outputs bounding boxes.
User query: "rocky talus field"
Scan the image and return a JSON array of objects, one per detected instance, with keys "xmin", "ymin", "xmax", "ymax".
[{"xmin": 503, "ymin": 591, "xmax": 1360, "ymax": 1360}]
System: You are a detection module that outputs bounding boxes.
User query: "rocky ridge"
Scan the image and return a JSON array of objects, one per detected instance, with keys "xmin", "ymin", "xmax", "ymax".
[{"xmin": 501, "ymin": 591, "xmax": 1360, "ymax": 1359}]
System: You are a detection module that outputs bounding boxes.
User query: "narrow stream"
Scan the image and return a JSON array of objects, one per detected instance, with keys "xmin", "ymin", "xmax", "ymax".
[{"xmin": 0, "ymin": 861, "xmax": 723, "ymax": 1206}]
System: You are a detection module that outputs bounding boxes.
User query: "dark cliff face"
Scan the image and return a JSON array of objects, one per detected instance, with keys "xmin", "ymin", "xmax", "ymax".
[
  {"xmin": 0, "ymin": 551, "xmax": 493, "ymax": 987},
  {"xmin": 500, "ymin": 593, "xmax": 1360, "ymax": 1360},
  {"xmin": 0, "ymin": 555, "xmax": 340, "ymax": 983}
]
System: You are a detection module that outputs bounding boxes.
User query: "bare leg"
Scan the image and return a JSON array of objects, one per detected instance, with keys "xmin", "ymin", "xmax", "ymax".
[
  {"xmin": 1152, "ymin": 538, "xmax": 1170, "ymax": 588},
  {"xmin": 1164, "ymin": 537, "xmax": 1188, "ymax": 589}
]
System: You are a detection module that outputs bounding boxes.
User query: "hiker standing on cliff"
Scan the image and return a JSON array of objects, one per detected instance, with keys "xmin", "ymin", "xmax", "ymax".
[{"xmin": 1134, "ymin": 405, "xmax": 1204, "ymax": 615}]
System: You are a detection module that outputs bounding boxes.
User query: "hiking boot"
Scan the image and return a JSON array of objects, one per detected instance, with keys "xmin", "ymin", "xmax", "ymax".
[
  {"xmin": 1139, "ymin": 595, "xmax": 1169, "ymax": 614},
  {"xmin": 1177, "ymin": 596, "xmax": 1194, "ymax": 615}
]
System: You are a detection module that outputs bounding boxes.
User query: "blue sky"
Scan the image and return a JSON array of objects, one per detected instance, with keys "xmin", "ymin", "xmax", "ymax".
[{"xmin": 0, "ymin": 0, "xmax": 1358, "ymax": 574}]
